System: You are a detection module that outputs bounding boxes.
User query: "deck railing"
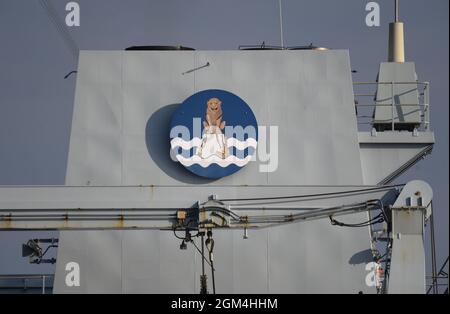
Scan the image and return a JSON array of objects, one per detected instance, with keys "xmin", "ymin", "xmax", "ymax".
[
  {"xmin": 0, "ymin": 274, "xmax": 54, "ymax": 294},
  {"xmin": 353, "ymin": 81, "xmax": 430, "ymax": 132}
]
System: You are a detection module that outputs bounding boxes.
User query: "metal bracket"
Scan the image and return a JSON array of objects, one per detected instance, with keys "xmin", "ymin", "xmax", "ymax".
[{"xmin": 199, "ymin": 198, "xmax": 231, "ymax": 229}]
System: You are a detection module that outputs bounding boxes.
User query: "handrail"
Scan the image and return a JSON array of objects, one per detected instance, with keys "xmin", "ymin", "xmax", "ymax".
[
  {"xmin": 354, "ymin": 81, "xmax": 429, "ymax": 85},
  {"xmin": 353, "ymin": 81, "xmax": 430, "ymax": 131},
  {"xmin": 426, "ymin": 257, "xmax": 449, "ymax": 294},
  {"xmin": 0, "ymin": 274, "xmax": 54, "ymax": 294}
]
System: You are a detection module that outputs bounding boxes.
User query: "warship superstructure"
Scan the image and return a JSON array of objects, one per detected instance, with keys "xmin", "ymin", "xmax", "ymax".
[{"xmin": 0, "ymin": 1, "xmax": 440, "ymax": 294}]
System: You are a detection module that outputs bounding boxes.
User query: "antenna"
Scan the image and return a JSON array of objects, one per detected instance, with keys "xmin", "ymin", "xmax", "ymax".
[
  {"xmin": 278, "ymin": 0, "xmax": 284, "ymax": 49},
  {"xmin": 394, "ymin": 0, "xmax": 399, "ymax": 22},
  {"xmin": 388, "ymin": 0, "xmax": 405, "ymax": 62}
]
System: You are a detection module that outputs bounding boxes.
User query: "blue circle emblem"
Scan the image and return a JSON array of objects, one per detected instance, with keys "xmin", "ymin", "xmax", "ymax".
[{"xmin": 170, "ymin": 89, "xmax": 258, "ymax": 179}]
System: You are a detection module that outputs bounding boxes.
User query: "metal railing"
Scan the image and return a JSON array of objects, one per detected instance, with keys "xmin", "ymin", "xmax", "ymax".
[
  {"xmin": 0, "ymin": 274, "xmax": 54, "ymax": 294},
  {"xmin": 353, "ymin": 81, "xmax": 430, "ymax": 132},
  {"xmin": 426, "ymin": 257, "xmax": 449, "ymax": 294}
]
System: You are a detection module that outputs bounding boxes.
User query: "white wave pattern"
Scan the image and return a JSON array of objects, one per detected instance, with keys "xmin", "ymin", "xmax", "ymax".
[
  {"xmin": 176, "ymin": 154, "xmax": 253, "ymax": 168},
  {"xmin": 171, "ymin": 136, "xmax": 257, "ymax": 168},
  {"xmin": 171, "ymin": 137, "xmax": 257, "ymax": 150}
]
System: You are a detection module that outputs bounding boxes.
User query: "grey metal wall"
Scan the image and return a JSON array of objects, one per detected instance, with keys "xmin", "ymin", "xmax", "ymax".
[
  {"xmin": 373, "ymin": 62, "xmax": 421, "ymax": 126},
  {"xmin": 54, "ymin": 223, "xmax": 374, "ymax": 294},
  {"xmin": 54, "ymin": 50, "xmax": 375, "ymax": 293},
  {"xmin": 65, "ymin": 50, "xmax": 363, "ymax": 186}
]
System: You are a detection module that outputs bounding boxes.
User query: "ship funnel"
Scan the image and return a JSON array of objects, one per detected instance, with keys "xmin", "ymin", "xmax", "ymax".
[{"xmin": 388, "ymin": 0, "xmax": 405, "ymax": 62}]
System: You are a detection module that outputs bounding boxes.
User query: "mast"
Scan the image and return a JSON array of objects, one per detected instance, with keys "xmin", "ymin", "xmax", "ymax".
[{"xmin": 388, "ymin": 0, "xmax": 405, "ymax": 62}]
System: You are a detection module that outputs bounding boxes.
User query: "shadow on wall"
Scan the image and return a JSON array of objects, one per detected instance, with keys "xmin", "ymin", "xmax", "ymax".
[
  {"xmin": 348, "ymin": 248, "xmax": 373, "ymax": 265},
  {"xmin": 145, "ymin": 104, "xmax": 216, "ymax": 184}
]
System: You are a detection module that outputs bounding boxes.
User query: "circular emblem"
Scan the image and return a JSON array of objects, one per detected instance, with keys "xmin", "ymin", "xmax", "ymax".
[{"xmin": 170, "ymin": 89, "xmax": 258, "ymax": 179}]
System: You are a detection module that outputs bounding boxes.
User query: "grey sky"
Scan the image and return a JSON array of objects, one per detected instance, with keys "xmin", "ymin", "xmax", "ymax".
[{"xmin": 0, "ymin": 0, "xmax": 448, "ymax": 277}]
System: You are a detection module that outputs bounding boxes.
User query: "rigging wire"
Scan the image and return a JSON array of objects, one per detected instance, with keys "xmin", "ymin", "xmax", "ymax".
[
  {"xmin": 191, "ymin": 239, "xmax": 214, "ymax": 269},
  {"xmin": 175, "ymin": 228, "xmax": 216, "ymax": 294},
  {"xmin": 217, "ymin": 185, "xmax": 403, "ymax": 203},
  {"xmin": 205, "ymin": 230, "xmax": 216, "ymax": 294},
  {"xmin": 278, "ymin": 0, "xmax": 284, "ymax": 49},
  {"xmin": 199, "ymin": 233, "xmax": 208, "ymax": 294},
  {"xmin": 227, "ymin": 200, "xmax": 382, "ymax": 225},
  {"xmin": 38, "ymin": 0, "xmax": 79, "ymax": 62}
]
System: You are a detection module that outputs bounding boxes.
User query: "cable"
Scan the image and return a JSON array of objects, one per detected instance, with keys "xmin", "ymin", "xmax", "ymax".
[
  {"xmin": 228, "ymin": 200, "xmax": 381, "ymax": 226},
  {"xmin": 205, "ymin": 230, "xmax": 216, "ymax": 294},
  {"xmin": 331, "ymin": 213, "xmax": 382, "ymax": 227},
  {"xmin": 173, "ymin": 218, "xmax": 201, "ymax": 239},
  {"xmin": 200, "ymin": 205, "xmax": 241, "ymax": 221},
  {"xmin": 38, "ymin": 0, "xmax": 79, "ymax": 61},
  {"xmin": 218, "ymin": 185, "xmax": 403, "ymax": 203},
  {"xmin": 191, "ymin": 239, "xmax": 213, "ymax": 269},
  {"xmin": 199, "ymin": 233, "xmax": 208, "ymax": 294},
  {"xmin": 210, "ymin": 258, "xmax": 215, "ymax": 294},
  {"xmin": 174, "ymin": 227, "xmax": 214, "ymax": 270},
  {"xmin": 41, "ymin": 245, "xmax": 58, "ymax": 257},
  {"xmin": 218, "ymin": 200, "xmax": 380, "ymax": 224},
  {"xmin": 329, "ymin": 213, "xmax": 384, "ymax": 227},
  {"xmin": 375, "ymin": 199, "xmax": 389, "ymax": 223},
  {"xmin": 173, "ymin": 228, "xmax": 185, "ymax": 240},
  {"xmin": 201, "ymin": 235, "xmax": 205, "ymax": 275},
  {"xmin": 64, "ymin": 70, "xmax": 78, "ymax": 79}
]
